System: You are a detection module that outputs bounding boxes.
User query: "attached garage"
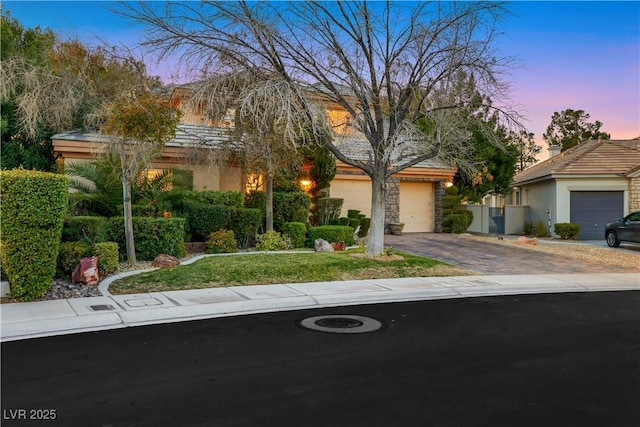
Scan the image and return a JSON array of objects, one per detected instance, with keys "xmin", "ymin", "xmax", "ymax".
[
  {"xmin": 330, "ymin": 177, "xmax": 372, "ymax": 218},
  {"xmin": 570, "ymin": 191, "xmax": 624, "ymax": 240},
  {"xmin": 400, "ymin": 181, "xmax": 434, "ymax": 232}
]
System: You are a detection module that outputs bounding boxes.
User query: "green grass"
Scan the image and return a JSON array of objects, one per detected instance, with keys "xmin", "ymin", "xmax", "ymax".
[{"xmin": 109, "ymin": 250, "xmax": 474, "ymax": 295}]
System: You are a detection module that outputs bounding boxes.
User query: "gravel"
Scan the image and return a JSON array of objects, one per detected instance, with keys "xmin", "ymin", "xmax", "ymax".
[{"xmin": 460, "ymin": 234, "xmax": 640, "ymax": 269}]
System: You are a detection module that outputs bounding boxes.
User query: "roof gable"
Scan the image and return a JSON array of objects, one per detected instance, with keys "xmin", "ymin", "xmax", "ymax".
[{"xmin": 513, "ymin": 139, "xmax": 640, "ymax": 185}]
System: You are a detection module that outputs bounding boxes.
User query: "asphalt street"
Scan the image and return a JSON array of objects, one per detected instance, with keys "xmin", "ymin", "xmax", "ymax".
[{"xmin": 2, "ymin": 290, "xmax": 639, "ymax": 427}]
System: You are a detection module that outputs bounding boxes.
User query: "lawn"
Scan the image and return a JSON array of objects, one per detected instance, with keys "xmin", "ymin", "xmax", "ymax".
[{"xmin": 109, "ymin": 250, "xmax": 474, "ymax": 294}]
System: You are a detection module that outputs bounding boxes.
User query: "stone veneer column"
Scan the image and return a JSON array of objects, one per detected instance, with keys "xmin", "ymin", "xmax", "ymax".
[
  {"xmin": 434, "ymin": 181, "xmax": 445, "ymax": 233},
  {"xmin": 629, "ymin": 176, "xmax": 640, "ymax": 211},
  {"xmin": 385, "ymin": 178, "xmax": 400, "ymax": 225}
]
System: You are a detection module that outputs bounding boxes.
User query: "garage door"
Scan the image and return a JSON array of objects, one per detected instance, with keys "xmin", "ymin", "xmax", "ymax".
[
  {"xmin": 330, "ymin": 178, "xmax": 372, "ymax": 218},
  {"xmin": 570, "ymin": 191, "xmax": 624, "ymax": 240},
  {"xmin": 400, "ymin": 181, "xmax": 434, "ymax": 233}
]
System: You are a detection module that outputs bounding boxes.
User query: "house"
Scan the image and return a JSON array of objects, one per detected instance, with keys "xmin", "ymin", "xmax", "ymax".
[
  {"xmin": 506, "ymin": 139, "xmax": 640, "ymax": 240},
  {"xmin": 52, "ymin": 84, "xmax": 456, "ymax": 233}
]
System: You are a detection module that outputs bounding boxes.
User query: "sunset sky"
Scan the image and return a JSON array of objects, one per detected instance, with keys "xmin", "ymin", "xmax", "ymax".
[{"xmin": 3, "ymin": 1, "xmax": 639, "ymax": 149}]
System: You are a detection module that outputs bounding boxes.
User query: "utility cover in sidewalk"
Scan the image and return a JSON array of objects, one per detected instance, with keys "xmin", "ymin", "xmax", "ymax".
[
  {"xmin": 299, "ymin": 315, "xmax": 384, "ymax": 334},
  {"xmin": 89, "ymin": 304, "xmax": 116, "ymax": 312}
]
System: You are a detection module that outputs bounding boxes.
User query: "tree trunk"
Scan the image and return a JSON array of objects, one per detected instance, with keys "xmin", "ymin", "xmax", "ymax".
[
  {"xmin": 122, "ymin": 176, "xmax": 136, "ymax": 265},
  {"xmin": 365, "ymin": 173, "xmax": 387, "ymax": 257},
  {"xmin": 265, "ymin": 175, "xmax": 274, "ymax": 232}
]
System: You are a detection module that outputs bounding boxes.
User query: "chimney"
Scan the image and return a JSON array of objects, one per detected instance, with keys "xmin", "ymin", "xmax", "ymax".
[{"xmin": 549, "ymin": 144, "xmax": 562, "ymax": 158}]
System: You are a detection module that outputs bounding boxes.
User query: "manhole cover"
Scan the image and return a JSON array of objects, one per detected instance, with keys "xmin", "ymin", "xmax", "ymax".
[{"xmin": 299, "ymin": 315, "xmax": 384, "ymax": 334}]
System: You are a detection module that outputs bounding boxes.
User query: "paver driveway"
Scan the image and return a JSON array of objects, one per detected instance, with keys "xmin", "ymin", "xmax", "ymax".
[{"xmin": 384, "ymin": 233, "xmax": 640, "ymax": 275}]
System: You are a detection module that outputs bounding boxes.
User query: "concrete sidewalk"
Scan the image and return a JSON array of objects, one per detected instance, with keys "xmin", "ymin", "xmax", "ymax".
[{"xmin": 2, "ymin": 272, "xmax": 638, "ymax": 342}]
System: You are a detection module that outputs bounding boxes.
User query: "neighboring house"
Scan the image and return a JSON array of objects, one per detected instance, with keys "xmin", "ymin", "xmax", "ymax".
[
  {"xmin": 53, "ymin": 84, "xmax": 456, "ymax": 233},
  {"xmin": 506, "ymin": 139, "xmax": 640, "ymax": 240}
]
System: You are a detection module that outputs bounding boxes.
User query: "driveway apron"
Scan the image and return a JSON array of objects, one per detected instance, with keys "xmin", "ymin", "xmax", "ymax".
[{"xmin": 384, "ymin": 233, "xmax": 640, "ymax": 275}]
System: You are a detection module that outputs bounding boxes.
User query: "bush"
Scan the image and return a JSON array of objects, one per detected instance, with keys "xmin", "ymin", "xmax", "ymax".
[
  {"xmin": 281, "ymin": 222, "xmax": 307, "ymax": 248},
  {"xmin": 273, "ymin": 191, "xmax": 311, "ymax": 231},
  {"xmin": 554, "ymin": 222, "xmax": 581, "ymax": 240},
  {"xmin": 330, "ymin": 217, "xmax": 351, "ymax": 226},
  {"xmin": 347, "ymin": 209, "xmax": 361, "ymax": 219},
  {"xmin": 256, "ymin": 231, "xmax": 292, "ymax": 251},
  {"xmin": 441, "ymin": 186, "xmax": 472, "ymax": 234},
  {"xmin": 93, "ymin": 242, "xmax": 119, "ymax": 275},
  {"xmin": 206, "ymin": 230, "xmax": 238, "ymax": 254},
  {"xmin": 196, "ymin": 191, "xmax": 244, "ymax": 207},
  {"xmin": 522, "ymin": 222, "xmax": 534, "ymax": 235},
  {"xmin": 107, "ymin": 217, "xmax": 186, "ymax": 261},
  {"xmin": 228, "ymin": 207, "xmax": 263, "ymax": 248},
  {"xmin": 308, "ymin": 225, "xmax": 355, "ymax": 246},
  {"xmin": 63, "ymin": 216, "xmax": 109, "ymax": 244},
  {"xmin": 358, "ymin": 218, "xmax": 371, "ymax": 238},
  {"xmin": 442, "ymin": 211, "xmax": 474, "ymax": 234},
  {"xmin": 316, "ymin": 197, "xmax": 343, "ymax": 225},
  {"xmin": 534, "ymin": 219, "xmax": 549, "ymax": 237},
  {"xmin": 183, "ymin": 202, "xmax": 230, "ymax": 241},
  {"xmin": 0, "ymin": 169, "xmax": 68, "ymax": 300},
  {"xmin": 57, "ymin": 241, "xmax": 91, "ymax": 279}
]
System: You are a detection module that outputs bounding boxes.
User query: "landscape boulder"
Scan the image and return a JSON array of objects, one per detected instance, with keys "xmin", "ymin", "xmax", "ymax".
[
  {"xmin": 152, "ymin": 254, "xmax": 181, "ymax": 268},
  {"xmin": 516, "ymin": 236, "xmax": 539, "ymax": 245},
  {"xmin": 72, "ymin": 256, "xmax": 99, "ymax": 286},
  {"xmin": 314, "ymin": 238, "xmax": 334, "ymax": 252}
]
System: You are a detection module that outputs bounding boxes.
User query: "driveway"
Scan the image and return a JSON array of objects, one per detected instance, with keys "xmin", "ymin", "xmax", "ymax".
[{"xmin": 384, "ymin": 233, "xmax": 640, "ymax": 275}]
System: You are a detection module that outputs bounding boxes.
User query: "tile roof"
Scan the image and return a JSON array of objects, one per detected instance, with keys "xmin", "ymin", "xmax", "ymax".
[
  {"xmin": 513, "ymin": 139, "xmax": 640, "ymax": 185},
  {"xmin": 54, "ymin": 124, "xmax": 453, "ymax": 170}
]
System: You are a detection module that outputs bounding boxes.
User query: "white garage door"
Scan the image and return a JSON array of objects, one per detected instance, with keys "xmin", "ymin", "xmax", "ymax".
[
  {"xmin": 400, "ymin": 181, "xmax": 434, "ymax": 232},
  {"xmin": 330, "ymin": 178, "xmax": 372, "ymax": 217}
]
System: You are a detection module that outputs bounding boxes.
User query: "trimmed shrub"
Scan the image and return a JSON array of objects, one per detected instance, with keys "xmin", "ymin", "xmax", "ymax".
[
  {"xmin": 347, "ymin": 209, "xmax": 361, "ymax": 219},
  {"xmin": 63, "ymin": 216, "xmax": 109, "ymax": 244},
  {"xmin": 442, "ymin": 211, "xmax": 474, "ymax": 234},
  {"xmin": 273, "ymin": 191, "xmax": 311, "ymax": 231},
  {"xmin": 107, "ymin": 217, "xmax": 186, "ymax": 261},
  {"xmin": 93, "ymin": 242, "xmax": 119, "ymax": 275},
  {"xmin": 522, "ymin": 222, "xmax": 534, "ymax": 235},
  {"xmin": 534, "ymin": 219, "xmax": 549, "ymax": 237},
  {"xmin": 358, "ymin": 218, "xmax": 371, "ymax": 238},
  {"xmin": 0, "ymin": 169, "xmax": 68, "ymax": 300},
  {"xmin": 308, "ymin": 225, "xmax": 355, "ymax": 246},
  {"xmin": 196, "ymin": 190, "xmax": 244, "ymax": 207},
  {"xmin": 330, "ymin": 217, "xmax": 351, "ymax": 226},
  {"xmin": 206, "ymin": 230, "xmax": 238, "ymax": 254},
  {"xmin": 282, "ymin": 222, "xmax": 307, "ymax": 248},
  {"xmin": 256, "ymin": 231, "xmax": 292, "ymax": 251},
  {"xmin": 183, "ymin": 202, "xmax": 230, "ymax": 241},
  {"xmin": 57, "ymin": 241, "xmax": 92, "ymax": 279},
  {"xmin": 554, "ymin": 222, "xmax": 581, "ymax": 240},
  {"xmin": 228, "ymin": 207, "xmax": 263, "ymax": 248}
]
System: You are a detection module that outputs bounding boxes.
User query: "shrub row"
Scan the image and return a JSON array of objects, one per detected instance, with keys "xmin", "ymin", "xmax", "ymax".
[
  {"xmin": 182, "ymin": 202, "xmax": 263, "ymax": 247},
  {"xmin": 0, "ymin": 170, "xmax": 68, "ymax": 300},
  {"xmin": 107, "ymin": 217, "xmax": 187, "ymax": 261},
  {"xmin": 308, "ymin": 225, "xmax": 355, "ymax": 246},
  {"xmin": 57, "ymin": 241, "xmax": 119, "ymax": 279},
  {"xmin": 245, "ymin": 190, "xmax": 311, "ymax": 231}
]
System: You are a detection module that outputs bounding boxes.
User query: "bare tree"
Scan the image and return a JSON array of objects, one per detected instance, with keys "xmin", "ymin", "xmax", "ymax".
[{"xmin": 122, "ymin": 0, "xmax": 519, "ymax": 256}]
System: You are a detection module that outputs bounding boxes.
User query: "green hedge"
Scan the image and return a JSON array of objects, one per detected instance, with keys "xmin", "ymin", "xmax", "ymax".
[
  {"xmin": 358, "ymin": 218, "xmax": 371, "ymax": 238},
  {"xmin": 308, "ymin": 225, "xmax": 355, "ymax": 246},
  {"xmin": 442, "ymin": 211, "xmax": 473, "ymax": 234},
  {"xmin": 93, "ymin": 242, "xmax": 119, "ymax": 275},
  {"xmin": 228, "ymin": 207, "xmax": 263, "ymax": 248},
  {"xmin": 282, "ymin": 222, "xmax": 307, "ymax": 248},
  {"xmin": 554, "ymin": 222, "xmax": 581, "ymax": 240},
  {"xmin": 0, "ymin": 169, "xmax": 68, "ymax": 300},
  {"xmin": 63, "ymin": 216, "xmax": 109, "ymax": 244},
  {"xmin": 245, "ymin": 190, "xmax": 311, "ymax": 232},
  {"xmin": 206, "ymin": 230, "xmax": 238, "ymax": 254},
  {"xmin": 183, "ymin": 202, "xmax": 230, "ymax": 241},
  {"xmin": 56, "ymin": 241, "xmax": 92, "ymax": 279},
  {"xmin": 107, "ymin": 217, "xmax": 186, "ymax": 261}
]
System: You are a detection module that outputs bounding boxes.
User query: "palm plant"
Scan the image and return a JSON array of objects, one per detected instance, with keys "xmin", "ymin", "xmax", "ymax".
[{"xmin": 66, "ymin": 154, "xmax": 124, "ymax": 217}]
